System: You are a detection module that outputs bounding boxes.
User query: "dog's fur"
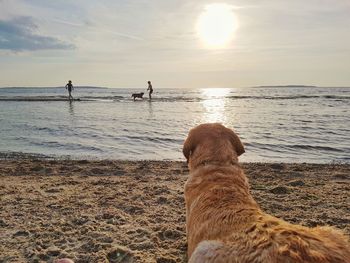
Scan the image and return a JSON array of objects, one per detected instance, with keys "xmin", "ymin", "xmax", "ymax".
[
  {"xmin": 183, "ymin": 123, "xmax": 350, "ymax": 263},
  {"xmin": 131, "ymin": 92, "xmax": 144, "ymax": 101}
]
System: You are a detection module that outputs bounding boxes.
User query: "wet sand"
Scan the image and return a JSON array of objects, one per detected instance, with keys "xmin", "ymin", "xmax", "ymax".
[{"xmin": 0, "ymin": 160, "xmax": 349, "ymax": 262}]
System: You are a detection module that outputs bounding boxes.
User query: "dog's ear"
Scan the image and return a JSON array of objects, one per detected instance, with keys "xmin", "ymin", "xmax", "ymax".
[
  {"xmin": 183, "ymin": 131, "xmax": 195, "ymax": 162},
  {"xmin": 227, "ymin": 129, "xmax": 245, "ymax": 156}
]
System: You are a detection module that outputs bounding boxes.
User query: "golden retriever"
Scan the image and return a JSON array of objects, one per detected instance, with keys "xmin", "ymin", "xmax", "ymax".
[{"xmin": 183, "ymin": 123, "xmax": 350, "ymax": 263}]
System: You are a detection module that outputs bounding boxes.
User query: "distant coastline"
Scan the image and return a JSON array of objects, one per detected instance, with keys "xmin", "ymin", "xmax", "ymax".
[{"xmin": 253, "ymin": 85, "xmax": 317, "ymax": 88}]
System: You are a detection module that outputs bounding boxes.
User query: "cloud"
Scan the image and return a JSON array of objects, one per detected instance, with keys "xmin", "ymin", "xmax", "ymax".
[{"xmin": 0, "ymin": 16, "xmax": 75, "ymax": 51}]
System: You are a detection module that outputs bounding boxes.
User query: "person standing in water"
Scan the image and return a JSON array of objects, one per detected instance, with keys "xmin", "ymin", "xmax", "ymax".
[
  {"xmin": 147, "ymin": 81, "xmax": 153, "ymax": 100},
  {"xmin": 65, "ymin": 80, "xmax": 74, "ymax": 101}
]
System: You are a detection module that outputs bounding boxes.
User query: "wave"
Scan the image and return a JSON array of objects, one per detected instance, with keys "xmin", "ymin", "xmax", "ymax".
[
  {"xmin": 0, "ymin": 151, "xmax": 53, "ymax": 160},
  {"xmin": 0, "ymin": 96, "xmax": 81, "ymax": 101},
  {"xmin": 1, "ymin": 94, "xmax": 349, "ymax": 102},
  {"xmin": 123, "ymin": 135, "xmax": 181, "ymax": 144},
  {"xmin": 227, "ymin": 95, "xmax": 350, "ymax": 100},
  {"xmin": 290, "ymin": 144, "xmax": 346, "ymax": 153},
  {"xmin": 249, "ymin": 142, "xmax": 346, "ymax": 153}
]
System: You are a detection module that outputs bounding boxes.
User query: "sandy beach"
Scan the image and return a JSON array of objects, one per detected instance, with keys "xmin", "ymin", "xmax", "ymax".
[{"xmin": 0, "ymin": 160, "xmax": 349, "ymax": 263}]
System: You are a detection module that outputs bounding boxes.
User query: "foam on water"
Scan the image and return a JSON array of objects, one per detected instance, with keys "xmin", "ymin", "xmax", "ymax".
[{"xmin": 0, "ymin": 87, "xmax": 349, "ymax": 163}]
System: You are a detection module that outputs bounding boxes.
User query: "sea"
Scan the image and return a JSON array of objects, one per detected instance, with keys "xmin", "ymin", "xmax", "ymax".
[{"xmin": 0, "ymin": 86, "xmax": 349, "ymax": 163}]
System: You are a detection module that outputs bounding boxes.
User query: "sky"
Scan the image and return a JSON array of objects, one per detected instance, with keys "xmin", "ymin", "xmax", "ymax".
[{"xmin": 0, "ymin": 0, "xmax": 350, "ymax": 88}]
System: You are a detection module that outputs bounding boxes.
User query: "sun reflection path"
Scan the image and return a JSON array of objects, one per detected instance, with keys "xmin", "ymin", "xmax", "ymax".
[{"xmin": 201, "ymin": 88, "xmax": 231, "ymax": 123}]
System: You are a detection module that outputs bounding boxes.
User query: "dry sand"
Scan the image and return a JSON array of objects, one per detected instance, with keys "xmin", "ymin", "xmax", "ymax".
[{"xmin": 0, "ymin": 160, "xmax": 349, "ymax": 263}]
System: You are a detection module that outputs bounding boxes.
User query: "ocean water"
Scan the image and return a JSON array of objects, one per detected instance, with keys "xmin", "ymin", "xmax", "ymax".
[{"xmin": 0, "ymin": 86, "xmax": 349, "ymax": 163}]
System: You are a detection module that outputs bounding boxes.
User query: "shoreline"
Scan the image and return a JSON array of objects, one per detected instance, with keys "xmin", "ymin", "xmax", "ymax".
[
  {"xmin": 1, "ymin": 160, "xmax": 349, "ymax": 262},
  {"xmin": 1, "ymin": 151, "xmax": 349, "ymax": 165}
]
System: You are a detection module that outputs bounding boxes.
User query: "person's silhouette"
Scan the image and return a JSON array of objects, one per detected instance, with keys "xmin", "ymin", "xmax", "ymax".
[
  {"xmin": 147, "ymin": 81, "xmax": 153, "ymax": 100},
  {"xmin": 65, "ymin": 80, "xmax": 74, "ymax": 101}
]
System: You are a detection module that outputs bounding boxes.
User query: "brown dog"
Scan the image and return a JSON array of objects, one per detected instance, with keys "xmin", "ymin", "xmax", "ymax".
[{"xmin": 183, "ymin": 123, "xmax": 350, "ymax": 263}]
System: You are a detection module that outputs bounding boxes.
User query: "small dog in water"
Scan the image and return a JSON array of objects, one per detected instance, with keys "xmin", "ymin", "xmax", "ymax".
[
  {"xmin": 131, "ymin": 92, "xmax": 144, "ymax": 101},
  {"xmin": 183, "ymin": 123, "xmax": 350, "ymax": 263}
]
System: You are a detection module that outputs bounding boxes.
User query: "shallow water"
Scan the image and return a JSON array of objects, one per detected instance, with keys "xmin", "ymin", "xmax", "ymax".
[{"xmin": 0, "ymin": 86, "xmax": 349, "ymax": 163}]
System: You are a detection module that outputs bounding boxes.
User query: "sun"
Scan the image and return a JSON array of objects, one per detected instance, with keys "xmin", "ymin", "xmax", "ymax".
[{"xmin": 196, "ymin": 3, "xmax": 238, "ymax": 48}]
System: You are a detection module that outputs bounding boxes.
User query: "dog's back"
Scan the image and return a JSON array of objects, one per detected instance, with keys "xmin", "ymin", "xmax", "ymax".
[
  {"xmin": 131, "ymin": 92, "xmax": 144, "ymax": 99},
  {"xmin": 189, "ymin": 208, "xmax": 350, "ymax": 262},
  {"xmin": 187, "ymin": 165, "xmax": 350, "ymax": 263},
  {"xmin": 184, "ymin": 123, "xmax": 350, "ymax": 263}
]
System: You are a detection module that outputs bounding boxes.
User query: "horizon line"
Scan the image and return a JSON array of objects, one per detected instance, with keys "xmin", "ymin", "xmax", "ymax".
[{"xmin": 1, "ymin": 85, "xmax": 350, "ymax": 89}]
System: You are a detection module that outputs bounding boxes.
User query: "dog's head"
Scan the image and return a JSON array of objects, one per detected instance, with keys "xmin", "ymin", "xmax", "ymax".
[
  {"xmin": 183, "ymin": 123, "xmax": 245, "ymax": 168},
  {"xmin": 140, "ymin": 92, "xmax": 144, "ymax": 96}
]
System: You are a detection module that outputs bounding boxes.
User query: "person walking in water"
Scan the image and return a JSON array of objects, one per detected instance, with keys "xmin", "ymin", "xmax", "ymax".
[
  {"xmin": 65, "ymin": 80, "xmax": 74, "ymax": 101},
  {"xmin": 147, "ymin": 81, "xmax": 153, "ymax": 100}
]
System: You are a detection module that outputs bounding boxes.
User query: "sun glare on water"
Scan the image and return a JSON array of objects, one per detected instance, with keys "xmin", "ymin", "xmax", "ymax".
[
  {"xmin": 201, "ymin": 88, "xmax": 231, "ymax": 123},
  {"xmin": 196, "ymin": 3, "xmax": 238, "ymax": 48}
]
